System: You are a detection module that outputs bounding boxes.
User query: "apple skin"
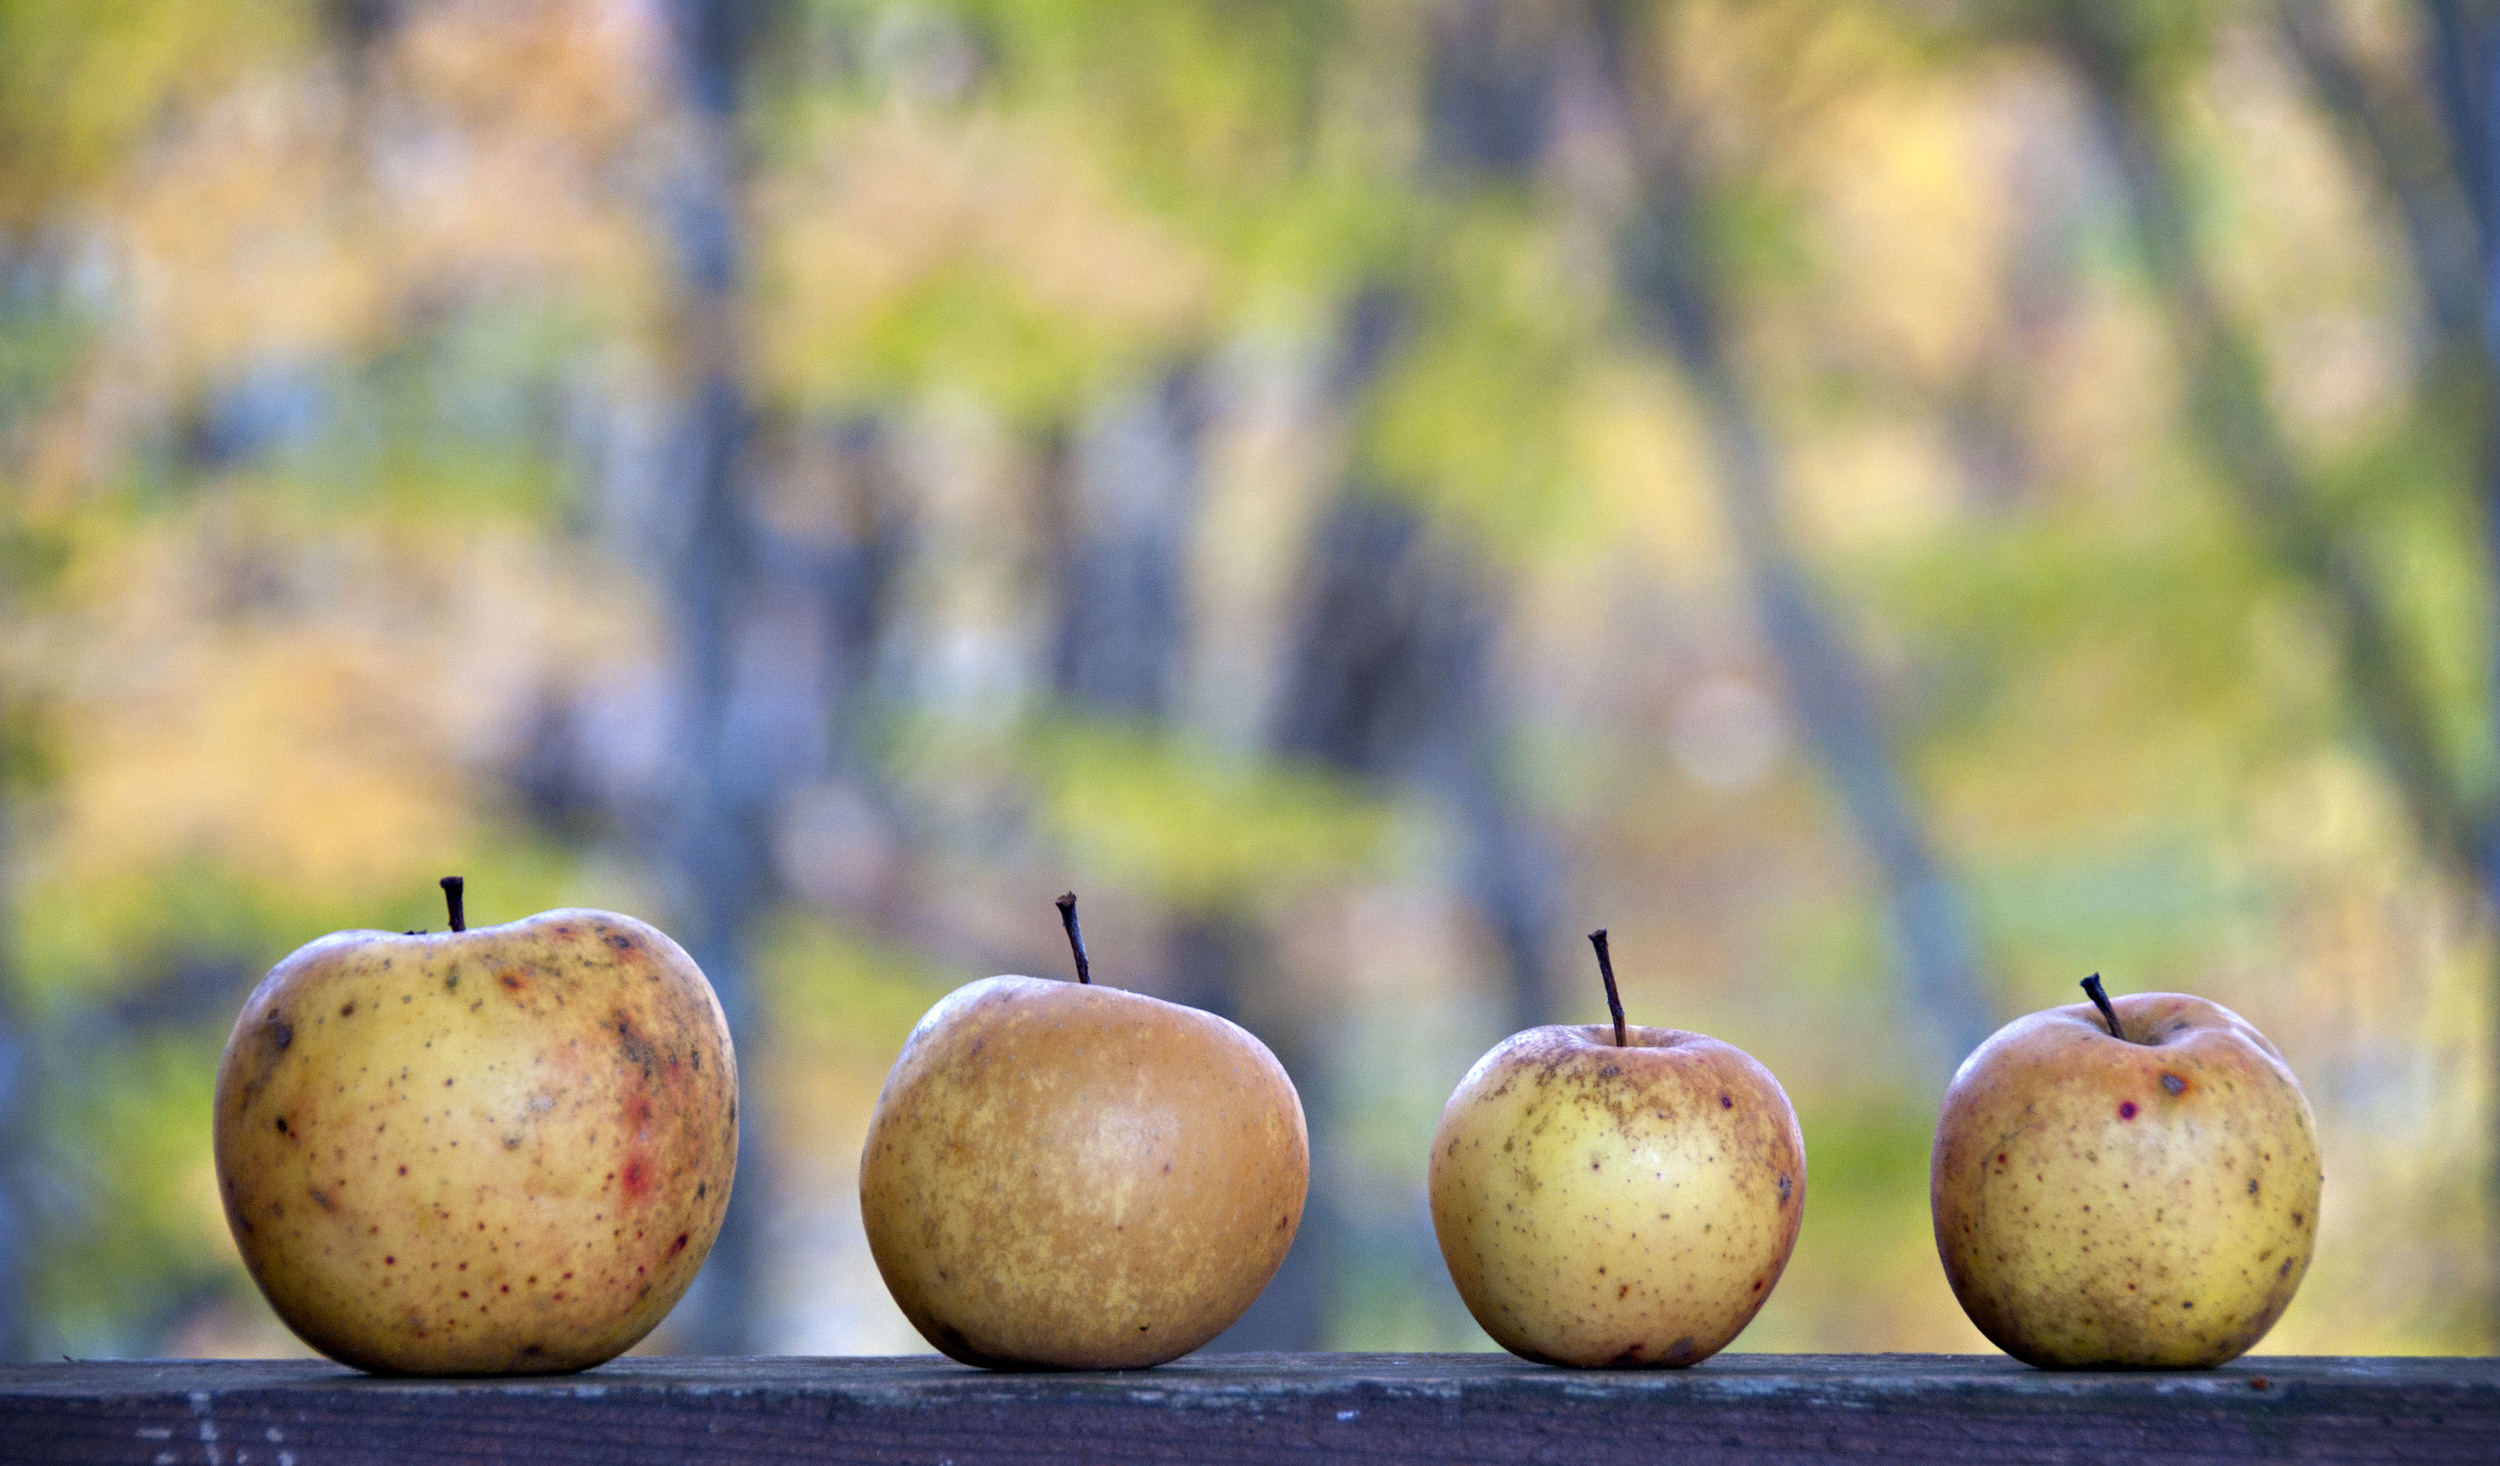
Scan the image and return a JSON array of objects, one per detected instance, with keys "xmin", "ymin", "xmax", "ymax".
[
  {"xmin": 859, "ymin": 975, "xmax": 1308, "ymax": 1369},
  {"xmin": 1428, "ymin": 1024, "xmax": 1805, "ymax": 1368},
  {"xmin": 1931, "ymin": 991, "xmax": 2321, "ymax": 1369},
  {"xmin": 213, "ymin": 910, "xmax": 737, "ymax": 1375}
]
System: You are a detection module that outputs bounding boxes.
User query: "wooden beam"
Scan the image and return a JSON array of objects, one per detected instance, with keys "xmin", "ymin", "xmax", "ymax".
[{"xmin": 3, "ymin": 1353, "xmax": 2494, "ymax": 1464}]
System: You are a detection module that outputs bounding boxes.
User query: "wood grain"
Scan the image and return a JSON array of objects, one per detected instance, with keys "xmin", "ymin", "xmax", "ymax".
[{"xmin": 2, "ymin": 1352, "xmax": 2492, "ymax": 1464}]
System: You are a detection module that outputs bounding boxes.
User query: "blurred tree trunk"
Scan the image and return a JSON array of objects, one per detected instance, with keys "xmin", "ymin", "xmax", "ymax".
[
  {"xmin": 1272, "ymin": 485, "xmax": 1556, "ymax": 1038},
  {"xmin": 2053, "ymin": 12, "xmax": 2470, "ymax": 870},
  {"xmin": 2062, "ymin": 0, "xmax": 2500, "ymax": 1341},
  {"xmin": 1416, "ymin": 7, "xmax": 1566, "ymax": 1042},
  {"xmin": 0, "ymin": 234, "xmax": 35, "ymax": 1358},
  {"xmin": 0, "ymin": 803, "xmax": 30, "ymax": 1361},
  {"xmin": 1592, "ymin": 2, "xmax": 1998, "ymax": 1077},
  {"xmin": 2279, "ymin": 2, "xmax": 2482, "ymax": 348},
  {"xmin": 1049, "ymin": 367, "xmax": 1203, "ymax": 719},
  {"xmin": 1233, "ymin": 301, "xmax": 1559, "ymax": 1351},
  {"xmin": 1038, "ymin": 355, "xmax": 1336, "ymax": 1349},
  {"xmin": 2280, "ymin": 0, "xmax": 2500, "ymax": 1344},
  {"xmin": 1189, "ymin": 10, "xmax": 1575, "ymax": 1342},
  {"xmin": 659, "ymin": 0, "xmax": 768, "ymax": 1357},
  {"xmin": 2421, "ymin": 0, "xmax": 2500, "ymax": 1346}
]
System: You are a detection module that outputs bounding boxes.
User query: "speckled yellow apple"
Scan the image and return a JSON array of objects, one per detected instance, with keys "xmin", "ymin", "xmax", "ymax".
[
  {"xmin": 859, "ymin": 894, "xmax": 1307, "ymax": 1369},
  {"xmin": 1428, "ymin": 930, "xmax": 1805, "ymax": 1368},
  {"xmin": 1931, "ymin": 976, "xmax": 2321, "ymax": 1368},
  {"xmin": 213, "ymin": 878, "xmax": 737, "ymax": 1375}
]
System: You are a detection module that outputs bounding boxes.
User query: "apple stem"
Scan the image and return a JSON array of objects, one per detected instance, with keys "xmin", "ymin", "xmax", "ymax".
[
  {"xmin": 2080, "ymin": 973, "xmax": 2123, "ymax": 1040},
  {"xmin": 1588, "ymin": 928, "xmax": 1627, "ymax": 1047},
  {"xmin": 441, "ymin": 875, "xmax": 466, "ymax": 934},
  {"xmin": 1055, "ymin": 892, "xmax": 1092, "ymax": 985}
]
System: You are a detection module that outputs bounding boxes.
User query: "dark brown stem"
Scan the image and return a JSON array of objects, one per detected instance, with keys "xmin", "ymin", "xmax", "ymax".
[
  {"xmin": 1589, "ymin": 928, "xmax": 1627, "ymax": 1047},
  {"xmin": 2080, "ymin": 973, "xmax": 2122, "ymax": 1040},
  {"xmin": 440, "ymin": 876, "xmax": 467, "ymax": 934},
  {"xmin": 1055, "ymin": 892, "xmax": 1091, "ymax": 985}
]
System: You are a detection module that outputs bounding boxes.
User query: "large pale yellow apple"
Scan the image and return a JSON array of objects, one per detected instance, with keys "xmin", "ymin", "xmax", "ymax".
[
  {"xmin": 1428, "ymin": 931, "xmax": 1805, "ymax": 1368},
  {"xmin": 1931, "ymin": 976, "xmax": 2321, "ymax": 1368},
  {"xmin": 213, "ymin": 880, "xmax": 737, "ymax": 1374},
  {"xmin": 858, "ymin": 894, "xmax": 1308, "ymax": 1369}
]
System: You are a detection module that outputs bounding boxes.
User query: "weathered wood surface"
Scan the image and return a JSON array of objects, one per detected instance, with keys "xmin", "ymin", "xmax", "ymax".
[{"xmin": 2, "ymin": 1352, "xmax": 2493, "ymax": 1465}]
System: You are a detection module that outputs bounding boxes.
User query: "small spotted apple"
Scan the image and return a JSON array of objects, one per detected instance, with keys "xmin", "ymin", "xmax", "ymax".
[
  {"xmin": 1931, "ymin": 975, "xmax": 2321, "ymax": 1368},
  {"xmin": 1429, "ymin": 930, "xmax": 1805, "ymax": 1367}
]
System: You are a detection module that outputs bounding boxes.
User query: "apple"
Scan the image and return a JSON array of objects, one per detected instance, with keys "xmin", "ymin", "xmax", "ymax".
[
  {"xmin": 1428, "ymin": 929, "xmax": 1805, "ymax": 1367},
  {"xmin": 858, "ymin": 893, "xmax": 1308, "ymax": 1369},
  {"xmin": 1930, "ymin": 974, "xmax": 2322, "ymax": 1368},
  {"xmin": 213, "ymin": 876, "xmax": 738, "ymax": 1375}
]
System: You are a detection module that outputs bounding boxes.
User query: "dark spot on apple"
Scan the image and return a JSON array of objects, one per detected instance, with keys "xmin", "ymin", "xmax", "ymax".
[
  {"xmin": 339, "ymin": 1002, "xmax": 356, "ymax": 1017},
  {"xmin": 398, "ymin": 1165, "xmax": 407, "ymax": 1176},
  {"xmin": 2247, "ymin": 1178, "xmax": 2259, "ymax": 1196},
  {"xmin": 669, "ymin": 1232, "xmax": 689, "ymax": 1255},
  {"xmin": 521, "ymin": 1345, "xmax": 544, "ymax": 1357},
  {"xmin": 1719, "ymin": 1094, "xmax": 1732, "ymax": 1109},
  {"xmin": 1277, "ymin": 1214, "xmax": 1290, "ymax": 1231},
  {"xmin": 621, "ymin": 1159, "xmax": 652, "ymax": 1199},
  {"xmin": 1668, "ymin": 1336, "xmax": 1697, "ymax": 1362},
  {"xmin": 1599, "ymin": 1065, "xmax": 1620, "ymax": 1079},
  {"xmin": 1619, "ymin": 1284, "xmax": 1630, "ymax": 1298},
  {"xmin": 273, "ymin": 1117, "xmax": 289, "ymax": 1135},
  {"xmin": 2160, "ymin": 1072, "xmax": 2186, "ymax": 1095},
  {"xmin": 606, "ymin": 932, "xmax": 638, "ymax": 952},
  {"xmin": 696, "ymin": 1181, "xmax": 706, "ymax": 1200},
  {"xmin": 384, "ymin": 1256, "xmax": 396, "ymax": 1266},
  {"xmin": 500, "ymin": 972, "xmax": 525, "ymax": 991},
  {"xmin": 309, "ymin": 1187, "xmax": 336, "ymax": 1213},
  {"xmin": 2278, "ymin": 1258, "xmax": 2293, "ymax": 1277},
  {"xmin": 2292, "ymin": 1212, "xmax": 2305, "ymax": 1226},
  {"xmin": 269, "ymin": 1019, "xmax": 293, "ymax": 1050},
  {"xmin": 2119, "ymin": 1102, "xmax": 2138, "ymax": 1120},
  {"xmin": 1996, "ymin": 1152, "xmax": 2007, "ymax": 1164},
  {"xmin": 610, "ymin": 1011, "xmax": 660, "ymax": 1074},
  {"xmin": 1777, "ymin": 1172, "xmax": 1792, "ymax": 1204},
  {"xmin": 444, "ymin": 972, "xmax": 460, "ymax": 992},
  {"xmin": 1611, "ymin": 1343, "xmax": 1646, "ymax": 1364},
  {"xmin": 2182, "ymin": 1300, "xmax": 2193, "ymax": 1309}
]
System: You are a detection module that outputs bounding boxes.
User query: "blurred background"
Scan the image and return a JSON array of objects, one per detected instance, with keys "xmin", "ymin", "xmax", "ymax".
[{"xmin": 0, "ymin": 0, "xmax": 2493, "ymax": 1362}]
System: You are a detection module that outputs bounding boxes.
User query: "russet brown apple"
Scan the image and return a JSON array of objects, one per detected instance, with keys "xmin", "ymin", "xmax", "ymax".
[
  {"xmin": 1428, "ymin": 930, "xmax": 1805, "ymax": 1367},
  {"xmin": 1931, "ymin": 975, "xmax": 2321, "ymax": 1368},
  {"xmin": 858, "ymin": 893, "xmax": 1307, "ymax": 1369},
  {"xmin": 213, "ymin": 878, "xmax": 737, "ymax": 1374}
]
